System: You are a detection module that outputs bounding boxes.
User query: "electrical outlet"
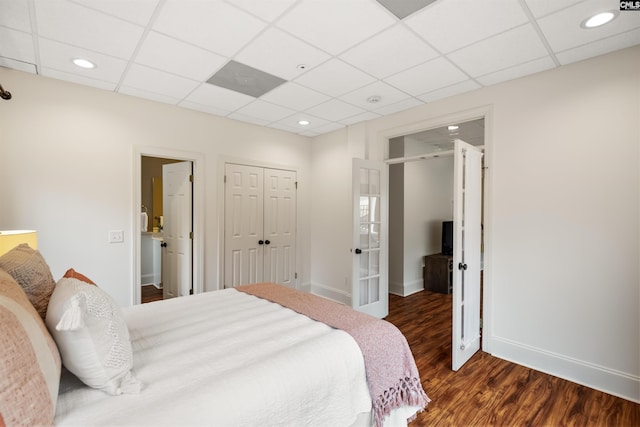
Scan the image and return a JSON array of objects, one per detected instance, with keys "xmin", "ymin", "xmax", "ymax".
[{"xmin": 108, "ymin": 230, "xmax": 124, "ymax": 243}]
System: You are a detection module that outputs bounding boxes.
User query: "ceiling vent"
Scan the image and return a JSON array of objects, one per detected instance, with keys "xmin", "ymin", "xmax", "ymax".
[
  {"xmin": 206, "ymin": 60, "xmax": 287, "ymax": 98},
  {"xmin": 375, "ymin": 0, "xmax": 437, "ymax": 19}
]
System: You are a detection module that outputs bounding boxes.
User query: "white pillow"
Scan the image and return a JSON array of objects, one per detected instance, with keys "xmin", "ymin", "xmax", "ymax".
[{"xmin": 45, "ymin": 277, "xmax": 141, "ymax": 395}]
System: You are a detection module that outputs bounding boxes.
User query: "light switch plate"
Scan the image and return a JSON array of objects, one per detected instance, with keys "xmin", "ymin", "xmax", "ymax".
[{"xmin": 109, "ymin": 230, "xmax": 124, "ymax": 243}]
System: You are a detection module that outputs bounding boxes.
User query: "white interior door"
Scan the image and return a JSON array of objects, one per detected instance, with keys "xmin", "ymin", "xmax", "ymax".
[
  {"xmin": 224, "ymin": 164, "xmax": 296, "ymax": 288},
  {"xmin": 352, "ymin": 158, "xmax": 388, "ymax": 318},
  {"xmin": 162, "ymin": 161, "xmax": 193, "ymax": 299},
  {"xmin": 263, "ymin": 168, "xmax": 296, "ymax": 287},
  {"xmin": 224, "ymin": 164, "xmax": 264, "ymax": 287},
  {"xmin": 452, "ymin": 140, "xmax": 483, "ymax": 371}
]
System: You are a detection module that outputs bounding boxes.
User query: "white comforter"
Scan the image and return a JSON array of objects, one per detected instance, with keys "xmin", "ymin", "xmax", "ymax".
[{"xmin": 55, "ymin": 288, "xmax": 373, "ymax": 427}]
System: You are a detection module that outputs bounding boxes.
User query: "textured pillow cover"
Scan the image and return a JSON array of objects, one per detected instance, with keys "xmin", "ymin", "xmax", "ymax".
[
  {"xmin": 0, "ymin": 243, "xmax": 56, "ymax": 320},
  {"xmin": 45, "ymin": 277, "xmax": 141, "ymax": 396},
  {"xmin": 0, "ymin": 268, "xmax": 61, "ymax": 427}
]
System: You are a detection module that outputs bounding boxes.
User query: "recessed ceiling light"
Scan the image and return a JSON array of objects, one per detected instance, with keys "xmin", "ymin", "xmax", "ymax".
[
  {"xmin": 581, "ymin": 11, "xmax": 617, "ymax": 28},
  {"xmin": 72, "ymin": 58, "xmax": 96, "ymax": 69},
  {"xmin": 298, "ymin": 120, "xmax": 310, "ymax": 126},
  {"xmin": 448, "ymin": 125, "xmax": 459, "ymax": 131}
]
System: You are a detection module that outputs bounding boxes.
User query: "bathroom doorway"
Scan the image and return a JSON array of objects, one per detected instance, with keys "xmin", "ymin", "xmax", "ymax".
[
  {"xmin": 140, "ymin": 156, "xmax": 183, "ymax": 303},
  {"xmin": 133, "ymin": 147, "xmax": 204, "ymax": 306}
]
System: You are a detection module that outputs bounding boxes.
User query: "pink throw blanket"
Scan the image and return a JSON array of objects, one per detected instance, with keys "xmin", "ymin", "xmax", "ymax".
[{"xmin": 237, "ymin": 283, "xmax": 430, "ymax": 427}]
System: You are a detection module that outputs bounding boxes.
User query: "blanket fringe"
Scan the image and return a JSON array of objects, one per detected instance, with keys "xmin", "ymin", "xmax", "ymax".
[{"xmin": 373, "ymin": 377, "xmax": 430, "ymax": 427}]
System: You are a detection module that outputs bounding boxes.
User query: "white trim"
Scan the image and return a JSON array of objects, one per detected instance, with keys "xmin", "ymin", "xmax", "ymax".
[
  {"xmin": 133, "ymin": 146, "xmax": 205, "ymax": 305},
  {"xmin": 310, "ymin": 281, "xmax": 351, "ymax": 305},
  {"xmin": 492, "ymin": 336, "xmax": 640, "ymax": 403},
  {"xmin": 389, "ymin": 279, "xmax": 423, "ymax": 297}
]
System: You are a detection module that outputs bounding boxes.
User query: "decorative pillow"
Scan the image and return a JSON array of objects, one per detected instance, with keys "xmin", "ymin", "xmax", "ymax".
[
  {"xmin": 63, "ymin": 268, "xmax": 96, "ymax": 285},
  {"xmin": 0, "ymin": 244, "xmax": 56, "ymax": 320},
  {"xmin": 45, "ymin": 277, "xmax": 141, "ymax": 396},
  {"xmin": 0, "ymin": 268, "xmax": 61, "ymax": 427}
]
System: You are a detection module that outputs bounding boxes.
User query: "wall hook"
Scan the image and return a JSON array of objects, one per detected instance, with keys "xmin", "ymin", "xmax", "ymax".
[{"xmin": 0, "ymin": 84, "xmax": 11, "ymax": 100}]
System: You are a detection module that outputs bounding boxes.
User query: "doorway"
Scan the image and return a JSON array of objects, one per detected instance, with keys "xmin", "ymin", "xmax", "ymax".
[
  {"xmin": 133, "ymin": 147, "xmax": 205, "ymax": 305},
  {"xmin": 386, "ymin": 116, "xmax": 487, "ymax": 370}
]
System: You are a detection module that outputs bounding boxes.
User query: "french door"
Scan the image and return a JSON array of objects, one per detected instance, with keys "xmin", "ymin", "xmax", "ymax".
[
  {"xmin": 224, "ymin": 163, "xmax": 296, "ymax": 288},
  {"xmin": 452, "ymin": 140, "xmax": 483, "ymax": 370},
  {"xmin": 352, "ymin": 158, "xmax": 388, "ymax": 318}
]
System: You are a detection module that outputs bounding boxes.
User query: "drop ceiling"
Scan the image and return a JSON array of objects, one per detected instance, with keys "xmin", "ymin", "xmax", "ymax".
[{"xmin": 1, "ymin": 0, "xmax": 638, "ymax": 137}]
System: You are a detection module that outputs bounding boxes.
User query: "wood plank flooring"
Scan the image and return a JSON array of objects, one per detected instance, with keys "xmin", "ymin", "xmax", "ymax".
[
  {"xmin": 141, "ymin": 284, "xmax": 163, "ymax": 303},
  {"xmin": 385, "ymin": 290, "xmax": 639, "ymax": 427}
]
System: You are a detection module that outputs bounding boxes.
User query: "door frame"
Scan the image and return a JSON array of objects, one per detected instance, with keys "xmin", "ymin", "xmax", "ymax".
[
  {"xmin": 217, "ymin": 156, "xmax": 301, "ymax": 291},
  {"xmin": 378, "ymin": 105, "xmax": 494, "ymax": 355},
  {"xmin": 133, "ymin": 146, "xmax": 205, "ymax": 305}
]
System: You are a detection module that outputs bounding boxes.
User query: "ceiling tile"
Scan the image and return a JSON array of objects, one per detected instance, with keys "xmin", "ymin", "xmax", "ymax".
[
  {"xmin": 235, "ymin": 28, "xmax": 330, "ymax": 80},
  {"xmin": 120, "ymin": 64, "xmax": 200, "ymax": 99},
  {"xmin": 41, "ymin": 67, "xmax": 116, "ymax": 91},
  {"xmin": 418, "ymin": 80, "xmax": 480, "ymax": 103},
  {"xmin": 372, "ymin": 97, "xmax": 423, "ymax": 115},
  {"xmin": 227, "ymin": 111, "xmax": 272, "ymax": 126},
  {"xmin": 179, "ymin": 100, "xmax": 232, "ymax": 117},
  {"xmin": 0, "ymin": 0, "xmax": 31, "ymax": 32},
  {"xmin": 227, "ymin": 0, "xmax": 298, "ymax": 22},
  {"xmin": 152, "ymin": 0, "xmax": 266, "ymax": 57},
  {"xmin": 340, "ymin": 111, "xmax": 382, "ymax": 125},
  {"xmin": 233, "ymin": 99, "xmax": 296, "ymax": 123},
  {"xmin": 0, "ymin": 56, "xmax": 36, "ymax": 74},
  {"xmin": 537, "ymin": 0, "xmax": 640, "ymax": 52},
  {"xmin": 272, "ymin": 113, "xmax": 331, "ymax": 132},
  {"xmin": 448, "ymin": 24, "xmax": 550, "ymax": 78},
  {"xmin": 308, "ymin": 122, "xmax": 346, "ymax": 134},
  {"xmin": 476, "ymin": 56, "xmax": 556, "ymax": 86},
  {"xmin": 406, "ymin": 0, "xmax": 529, "ymax": 53},
  {"xmin": 340, "ymin": 24, "xmax": 439, "ymax": 79},
  {"xmin": 276, "ymin": 0, "xmax": 396, "ymax": 55},
  {"xmin": 70, "ymin": 0, "xmax": 159, "ymax": 26},
  {"xmin": 339, "ymin": 80, "xmax": 412, "ymax": 110},
  {"xmin": 260, "ymin": 82, "xmax": 330, "ymax": 111},
  {"xmin": 206, "ymin": 60, "xmax": 286, "ymax": 98},
  {"xmin": 119, "ymin": 85, "xmax": 182, "ymax": 105},
  {"xmin": 38, "ymin": 38, "xmax": 128, "ymax": 83},
  {"xmin": 294, "ymin": 59, "xmax": 376, "ymax": 97},
  {"xmin": 524, "ymin": 0, "xmax": 584, "ymax": 18},
  {"xmin": 135, "ymin": 31, "xmax": 227, "ymax": 81},
  {"xmin": 0, "ymin": 26, "xmax": 35, "ymax": 64},
  {"xmin": 556, "ymin": 28, "xmax": 640, "ymax": 65},
  {"xmin": 35, "ymin": 0, "xmax": 144, "ymax": 59},
  {"xmin": 385, "ymin": 57, "xmax": 468, "ymax": 96},
  {"xmin": 183, "ymin": 83, "xmax": 254, "ymax": 113},
  {"xmin": 305, "ymin": 99, "xmax": 366, "ymax": 122}
]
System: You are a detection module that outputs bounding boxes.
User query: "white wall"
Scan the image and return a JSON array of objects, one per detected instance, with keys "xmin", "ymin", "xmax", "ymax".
[
  {"xmin": 310, "ymin": 46, "xmax": 639, "ymax": 402},
  {"xmin": 0, "ymin": 68, "xmax": 312, "ymax": 307},
  {"xmin": 402, "ymin": 157, "xmax": 454, "ymax": 295}
]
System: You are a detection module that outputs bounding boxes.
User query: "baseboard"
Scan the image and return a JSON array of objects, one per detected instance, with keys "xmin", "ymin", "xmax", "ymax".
[
  {"xmin": 309, "ymin": 282, "xmax": 351, "ymax": 305},
  {"xmin": 491, "ymin": 336, "xmax": 640, "ymax": 403},
  {"xmin": 389, "ymin": 279, "xmax": 424, "ymax": 297}
]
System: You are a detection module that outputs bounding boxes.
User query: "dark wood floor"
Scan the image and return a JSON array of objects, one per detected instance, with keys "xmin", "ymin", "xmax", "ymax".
[
  {"xmin": 385, "ymin": 290, "xmax": 639, "ymax": 426},
  {"xmin": 141, "ymin": 284, "xmax": 163, "ymax": 303}
]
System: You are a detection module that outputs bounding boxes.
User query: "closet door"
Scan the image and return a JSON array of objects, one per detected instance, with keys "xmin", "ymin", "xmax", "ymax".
[
  {"xmin": 224, "ymin": 164, "xmax": 264, "ymax": 287},
  {"xmin": 224, "ymin": 164, "xmax": 296, "ymax": 288},
  {"xmin": 263, "ymin": 169, "xmax": 296, "ymax": 287}
]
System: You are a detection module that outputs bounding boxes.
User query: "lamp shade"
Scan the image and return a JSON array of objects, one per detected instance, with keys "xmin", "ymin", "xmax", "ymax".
[{"xmin": 0, "ymin": 230, "xmax": 38, "ymax": 256}]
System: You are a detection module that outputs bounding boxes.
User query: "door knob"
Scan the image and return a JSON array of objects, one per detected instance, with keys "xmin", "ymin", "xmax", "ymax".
[
  {"xmin": 355, "ymin": 248, "xmax": 362, "ymax": 254},
  {"xmin": 160, "ymin": 242, "xmax": 167, "ymax": 248},
  {"xmin": 265, "ymin": 240, "xmax": 271, "ymax": 245},
  {"xmin": 258, "ymin": 240, "xmax": 264, "ymax": 245},
  {"xmin": 458, "ymin": 262, "xmax": 467, "ymax": 270}
]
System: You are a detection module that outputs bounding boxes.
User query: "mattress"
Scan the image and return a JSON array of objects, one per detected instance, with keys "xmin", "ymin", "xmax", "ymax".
[{"xmin": 55, "ymin": 288, "xmax": 376, "ymax": 426}]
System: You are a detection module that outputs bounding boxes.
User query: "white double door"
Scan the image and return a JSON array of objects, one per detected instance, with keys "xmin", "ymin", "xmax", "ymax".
[{"xmin": 224, "ymin": 163, "xmax": 296, "ymax": 288}]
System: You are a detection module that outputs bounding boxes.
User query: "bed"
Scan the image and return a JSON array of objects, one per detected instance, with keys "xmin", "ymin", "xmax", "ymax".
[{"xmin": 0, "ymin": 244, "xmax": 429, "ymax": 427}]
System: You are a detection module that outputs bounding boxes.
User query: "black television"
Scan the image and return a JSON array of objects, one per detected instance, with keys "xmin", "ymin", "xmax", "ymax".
[{"xmin": 442, "ymin": 221, "xmax": 453, "ymax": 255}]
